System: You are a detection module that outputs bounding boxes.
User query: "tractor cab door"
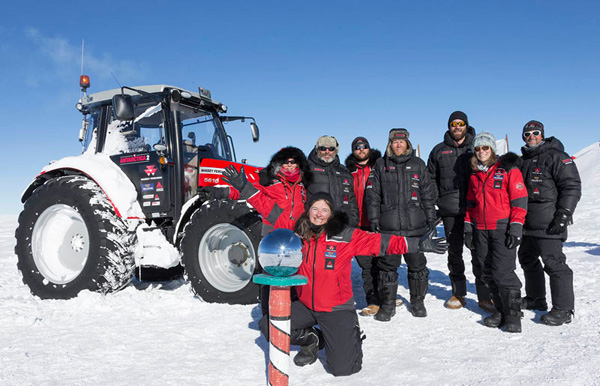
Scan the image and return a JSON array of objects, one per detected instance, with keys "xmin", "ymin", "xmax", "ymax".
[
  {"xmin": 104, "ymin": 102, "xmax": 175, "ymax": 219},
  {"xmin": 180, "ymin": 115, "xmax": 231, "ymax": 202}
]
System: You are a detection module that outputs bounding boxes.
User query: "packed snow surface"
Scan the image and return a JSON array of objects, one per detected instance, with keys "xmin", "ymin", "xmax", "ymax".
[{"xmin": 1, "ymin": 143, "xmax": 599, "ymax": 385}]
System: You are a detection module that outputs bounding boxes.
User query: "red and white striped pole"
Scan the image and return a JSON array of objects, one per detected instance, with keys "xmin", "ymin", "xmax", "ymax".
[
  {"xmin": 267, "ymin": 286, "xmax": 291, "ymax": 386},
  {"xmin": 253, "ymin": 275, "xmax": 308, "ymax": 386}
]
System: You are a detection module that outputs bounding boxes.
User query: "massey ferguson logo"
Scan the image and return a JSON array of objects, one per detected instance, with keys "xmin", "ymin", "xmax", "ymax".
[{"xmin": 144, "ymin": 165, "xmax": 157, "ymax": 176}]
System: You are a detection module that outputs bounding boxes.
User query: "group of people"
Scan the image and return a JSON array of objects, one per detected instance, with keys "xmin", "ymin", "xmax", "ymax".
[{"xmin": 209, "ymin": 111, "xmax": 581, "ymax": 377}]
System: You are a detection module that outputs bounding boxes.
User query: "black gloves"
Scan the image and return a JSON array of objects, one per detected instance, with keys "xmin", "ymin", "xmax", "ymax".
[
  {"xmin": 222, "ymin": 165, "xmax": 247, "ymax": 192},
  {"xmin": 198, "ymin": 186, "xmax": 230, "ymax": 201},
  {"xmin": 464, "ymin": 232, "xmax": 474, "ymax": 250},
  {"xmin": 505, "ymin": 234, "xmax": 522, "ymax": 249},
  {"xmin": 419, "ymin": 227, "xmax": 448, "ymax": 254},
  {"xmin": 548, "ymin": 208, "xmax": 572, "ymax": 235},
  {"xmin": 369, "ymin": 221, "xmax": 381, "ymax": 233}
]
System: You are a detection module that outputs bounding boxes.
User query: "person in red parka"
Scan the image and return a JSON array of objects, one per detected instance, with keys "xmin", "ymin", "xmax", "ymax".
[
  {"xmin": 464, "ymin": 132, "xmax": 528, "ymax": 333},
  {"xmin": 216, "ymin": 146, "xmax": 312, "ymax": 314},
  {"xmin": 252, "ymin": 192, "xmax": 447, "ymax": 376}
]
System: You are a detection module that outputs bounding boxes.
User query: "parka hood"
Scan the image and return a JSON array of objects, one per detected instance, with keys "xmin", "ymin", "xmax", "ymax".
[
  {"xmin": 259, "ymin": 146, "xmax": 313, "ymax": 186},
  {"xmin": 344, "ymin": 149, "xmax": 382, "ymax": 172}
]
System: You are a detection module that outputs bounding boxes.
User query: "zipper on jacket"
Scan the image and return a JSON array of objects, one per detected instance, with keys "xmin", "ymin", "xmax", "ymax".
[{"xmin": 311, "ymin": 236, "xmax": 318, "ymax": 311}]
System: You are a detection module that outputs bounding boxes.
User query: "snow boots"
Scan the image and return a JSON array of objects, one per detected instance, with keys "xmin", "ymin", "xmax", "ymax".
[
  {"xmin": 374, "ymin": 271, "xmax": 398, "ymax": 322},
  {"xmin": 408, "ymin": 269, "xmax": 429, "ymax": 318},
  {"xmin": 483, "ymin": 290, "xmax": 505, "ymax": 328},
  {"xmin": 521, "ymin": 296, "xmax": 548, "ymax": 311},
  {"xmin": 292, "ymin": 327, "xmax": 323, "ymax": 367},
  {"xmin": 541, "ymin": 308, "xmax": 573, "ymax": 326},
  {"xmin": 503, "ymin": 290, "xmax": 523, "ymax": 333},
  {"xmin": 446, "ymin": 281, "xmax": 467, "ymax": 309}
]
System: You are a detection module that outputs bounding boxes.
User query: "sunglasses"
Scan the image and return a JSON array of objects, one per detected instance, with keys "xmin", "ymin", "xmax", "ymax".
[
  {"xmin": 318, "ymin": 146, "xmax": 336, "ymax": 152},
  {"xmin": 354, "ymin": 144, "xmax": 369, "ymax": 150},
  {"xmin": 283, "ymin": 159, "xmax": 297, "ymax": 165},
  {"xmin": 523, "ymin": 130, "xmax": 542, "ymax": 138},
  {"xmin": 450, "ymin": 121, "xmax": 466, "ymax": 128},
  {"xmin": 474, "ymin": 145, "xmax": 490, "ymax": 152}
]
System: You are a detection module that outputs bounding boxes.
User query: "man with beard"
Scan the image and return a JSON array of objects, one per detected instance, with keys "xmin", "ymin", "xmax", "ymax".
[
  {"xmin": 518, "ymin": 120, "xmax": 581, "ymax": 326},
  {"xmin": 427, "ymin": 111, "xmax": 493, "ymax": 312},
  {"xmin": 344, "ymin": 137, "xmax": 389, "ymax": 316},
  {"xmin": 307, "ymin": 135, "xmax": 359, "ymax": 226},
  {"xmin": 366, "ymin": 129, "xmax": 437, "ymax": 321}
]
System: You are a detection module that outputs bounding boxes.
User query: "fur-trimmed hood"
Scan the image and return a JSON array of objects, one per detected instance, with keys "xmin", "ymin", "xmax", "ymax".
[
  {"xmin": 498, "ymin": 151, "xmax": 523, "ymax": 171},
  {"xmin": 344, "ymin": 149, "xmax": 382, "ymax": 172},
  {"xmin": 294, "ymin": 210, "xmax": 349, "ymax": 240},
  {"xmin": 258, "ymin": 146, "xmax": 313, "ymax": 186}
]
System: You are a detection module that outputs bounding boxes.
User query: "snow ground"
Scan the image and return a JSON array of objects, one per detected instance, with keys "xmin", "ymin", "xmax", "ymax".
[{"xmin": 1, "ymin": 143, "xmax": 600, "ymax": 385}]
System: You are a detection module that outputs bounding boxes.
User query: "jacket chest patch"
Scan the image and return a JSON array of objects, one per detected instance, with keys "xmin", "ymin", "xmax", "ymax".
[
  {"xmin": 494, "ymin": 180, "xmax": 503, "ymax": 189},
  {"xmin": 313, "ymin": 168, "xmax": 325, "ymax": 172},
  {"xmin": 533, "ymin": 187, "xmax": 540, "ymax": 195},
  {"xmin": 343, "ymin": 179, "xmax": 350, "ymax": 186},
  {"xmin": 532, "ymin": 167, "xmax": 542, "ymax": 175},
  {"xmin": 442, "ymin": 150, "xmax": 453, "ymax": 155},
  {"xmin": 324, "ymin": 245, "xmax": 337, "ymax": 259},
  {"xmin": 411, "ymin": 191, "xmax": 418, "ymax": 200},
  {"xmin": 324, "ymin": 258, "xmax": 336, "ymax": 270},
  {"xmin": 411, "ymin": 174, "xmax": 420, "ymax": 181},
  {"xmin": 412, "ymin": 182, "xmax": 420, "ymax": 189},
  {"xmin": 387, "ymin": 166, "xmax": 396, "ymax": 171},
  {"xmin": 493, "ymin": 172, "xmax": 504, "ymax": 180}
]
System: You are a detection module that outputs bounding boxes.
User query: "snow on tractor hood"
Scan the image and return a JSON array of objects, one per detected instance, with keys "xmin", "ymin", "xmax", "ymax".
[{"xmin": 37, "ymin": 153, "xmax": 145, "ymax": 219}]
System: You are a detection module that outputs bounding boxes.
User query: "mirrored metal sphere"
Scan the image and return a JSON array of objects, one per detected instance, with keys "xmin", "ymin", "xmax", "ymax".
[{"xmin": 258, "ymin": 228, "xmax": 303, "ymax": 277}]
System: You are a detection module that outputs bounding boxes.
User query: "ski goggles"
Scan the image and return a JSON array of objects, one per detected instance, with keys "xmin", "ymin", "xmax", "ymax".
[
  {"xmin": 474, "ymin": 145, "xmax": 491, "ymax": 152},
  {"xmin": 523, "ymin": 130, "xmax": 542, "ymax": 138},
  {"xmin": 450, "ymin": 121, "xmax": 466, "ymax": 128},
  {"xmin": 318, "ymin": 146, "xmax": 336, "ymax": 152}
]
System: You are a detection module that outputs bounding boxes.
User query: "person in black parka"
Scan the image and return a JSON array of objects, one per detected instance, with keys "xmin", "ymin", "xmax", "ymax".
[
  {"xmin": 306, "ymin": 135, "xmax": 360, "ymax": 227},
  {"xmin": 427, "ymin": 111, "xmax": 492, "ymax": 312},
  {"xmin": 366, "ymin": 128, "xmax": 437, "ymax": 321},
  {"xmin": 518, "ymin": 120, "xmax": 581, "ymax": 326}
]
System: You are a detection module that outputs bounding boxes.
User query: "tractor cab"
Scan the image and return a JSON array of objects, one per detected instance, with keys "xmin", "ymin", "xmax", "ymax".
[{"xmin": 77, "ymin": 82, "xmax": 259, "ymax": 223}]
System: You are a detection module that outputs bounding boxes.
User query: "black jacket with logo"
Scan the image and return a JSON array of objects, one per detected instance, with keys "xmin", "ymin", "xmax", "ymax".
[
  {"xmin": 366, "ymin": 151, "xmax": 437, "ymax": 236},
  {"xmin": 427, "ymin": 127, "xmax": 476, "ymax": 217},
  {"xmin": 307, "ymin": 149, "xmax": 359, "ymax": 227},
  {"xmin": 520, "ymin": 137, "xmax": 581, "ymax": 240}
]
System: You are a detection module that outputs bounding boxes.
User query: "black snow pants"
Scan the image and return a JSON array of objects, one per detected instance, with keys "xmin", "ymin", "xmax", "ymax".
[
  {"xmin": 355, "ymin": 255, "xmax": 380, "ymax": 305},
  {"xmin": 518, "ymin": 236, "xmax": 574, "ymax": 311},
  {"xmin": 259, "ymin": 300, "xmax": 363, "ymax": 377},
  {"xmin": 473, "ymin": 228, "xmax": 522, "ymax": 298},
  {"xmin": 443, "ymin": 215, "xmax": 490, "ymax": 301}
]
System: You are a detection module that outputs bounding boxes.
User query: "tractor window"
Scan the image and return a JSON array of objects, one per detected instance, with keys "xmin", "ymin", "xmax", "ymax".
[
  {"xmin": 182, "ymin": 117, "xmax": 229, "ymax": 161},
  {"xmin": 103, "ymin": 103, "xmax": 166, "ymax": 155}
]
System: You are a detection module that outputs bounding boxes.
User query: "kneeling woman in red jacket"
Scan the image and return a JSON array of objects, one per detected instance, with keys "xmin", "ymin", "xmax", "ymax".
[
  {"xmin": 465, "ymin": 132, "xmax": 528, "ymax": 333},
  {"xmin": 274, "ymin": 192, "xmax": 446, "ymax": 376}
]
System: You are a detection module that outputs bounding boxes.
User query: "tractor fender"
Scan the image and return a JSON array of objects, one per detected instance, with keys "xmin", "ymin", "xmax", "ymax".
[{"xmin": 22, "ymin": 154, "xmax": 145, "ymax": 219}]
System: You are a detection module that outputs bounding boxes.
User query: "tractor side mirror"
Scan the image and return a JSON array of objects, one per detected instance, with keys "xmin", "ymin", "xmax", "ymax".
[
  {"xmin": 251, "ymin": 122, "xmax": 260, "ymax": 143},
  {"xmin": 112, "ymin": 94, "xmax": 135, "ymax": 121}
]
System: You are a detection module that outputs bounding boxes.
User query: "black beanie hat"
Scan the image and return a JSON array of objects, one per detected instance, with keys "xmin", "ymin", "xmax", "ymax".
[
  {"xmin": 448, "ymin": 111, "xmax": 469, "ymax": 129},
  {"xmin": 305, "ymin": 192, "xmax": 334, "ymax": 210},
  {"xmin": 522, "ymin": 120, "xmax": 545, "ymax": 139},
  {"xmin": 351, "ymin": 136, "xmax": 370, "ymax": 150}
]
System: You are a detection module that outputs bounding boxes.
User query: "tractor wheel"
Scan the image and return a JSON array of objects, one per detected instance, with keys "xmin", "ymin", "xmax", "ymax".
[
  {"xmin": 15, "ymin": 175, "xmax": 136, "ymax": 299},
  {"xmin": 180, "ymin": 199, "xmax": 262, "ymax": 304}
]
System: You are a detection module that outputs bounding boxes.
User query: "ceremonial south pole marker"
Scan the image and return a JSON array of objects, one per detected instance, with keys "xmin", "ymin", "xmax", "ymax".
[
  {"xmin": 255, "ymin": 228, "xmax": 307, "ymax": 386},
  {"xmin": 253, "ymin": 275, "xmax": 307, "ymax": 386}
]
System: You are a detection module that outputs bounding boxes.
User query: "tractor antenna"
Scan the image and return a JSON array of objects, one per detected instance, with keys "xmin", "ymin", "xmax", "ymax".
[
  {"xmin": 80, "ymin": 39, "xmax": 85, "ymax": 75},
  {"xmin": 111, "ymin": 72, "xmax": 122, "ymax": 87}
]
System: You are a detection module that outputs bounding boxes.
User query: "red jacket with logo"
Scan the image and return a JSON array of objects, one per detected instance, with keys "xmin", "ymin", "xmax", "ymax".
[
  {"xmin": 465, "ymin": 153, "xmax": 528, "ymax": 236},
  {"xmin": 296, "ymin": 224, "xmax": 413, "ymax": 312},
  {"xmin": 237, "ymin": 173, "xmax": 306, "ymax": 233}
]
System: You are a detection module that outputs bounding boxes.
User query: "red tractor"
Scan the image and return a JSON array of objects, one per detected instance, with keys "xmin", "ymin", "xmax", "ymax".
[{"xmin": 15, "ymin": 76, "xmax": 264, "ymax": 304}]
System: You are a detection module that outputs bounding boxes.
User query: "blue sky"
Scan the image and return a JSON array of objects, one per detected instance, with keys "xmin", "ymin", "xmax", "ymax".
[{"xmin": 1, "ymin": 1, "xmax": 598, "ymax": 214}]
